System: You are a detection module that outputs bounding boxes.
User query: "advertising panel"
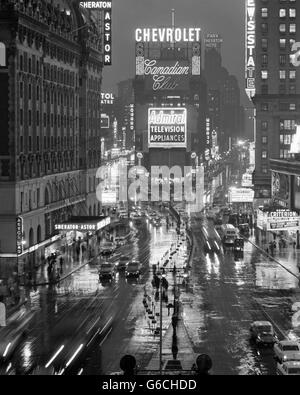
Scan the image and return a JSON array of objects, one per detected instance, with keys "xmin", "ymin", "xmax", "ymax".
[
  {"xmin": 204, "ymin": 33, "xmax": 223, "ymax": 50},
  {"xmin": 294, "ymin": 176, "xmax": 300, "ymax": 210},
  {"xmin": 271, "ymin": 172, "xmax": 290, "ymax": 208},
  {"xmin": 101, "ymin": 190, "xmax": 117, "ymax": 205},
  {"xmin": 148, "ymin": 108, "xmax": 187, "ymax": 148},
  {"xmin": 229, "ymin": 188, "xmax": 254, "ymax": 203},
  {"xmin": 135, "ymin": 27, "xmax": 201, "ymax": 43},
  {"xmin": 103, "ymin": 8, "xmax": 112, "ymax": 65},
  {"xmin": 143, "ymin": 59, "xmax": 190, "ymax": 92},
  {"xmin": 245, "ymin": 0, "xmax": 256, "ymax": 99},
  {"xmin": 267, "ymin": 210, "xmax": 300, "ymax": 232}
]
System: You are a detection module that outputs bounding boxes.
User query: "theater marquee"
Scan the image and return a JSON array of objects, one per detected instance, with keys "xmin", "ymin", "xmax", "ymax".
[{"xmin": 148, "ymin": 108, "xmax": 187, "ymax": 148}]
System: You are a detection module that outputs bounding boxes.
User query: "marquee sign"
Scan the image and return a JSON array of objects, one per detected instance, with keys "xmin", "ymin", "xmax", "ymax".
[
  {"xmin": 101, "ymin": 93, "xmax": 114, "ymax": 105},
  {"xmin": 135, "ymin": 27, "xmax": 201, "ymax": 43},
  {"xmin": 143, "ymin": 59, "xmax": 190, "ymax": 91},
  {"xmin": 148, "ymin": 108, "xmax": 187, "ymax": 148},
  {"xmin": 55, "ymin": 217, "xmax": 110, "ymax": 232},
  {"xmin": 245, "ymin": 0, "xmax": 256, "ymax": 99}
]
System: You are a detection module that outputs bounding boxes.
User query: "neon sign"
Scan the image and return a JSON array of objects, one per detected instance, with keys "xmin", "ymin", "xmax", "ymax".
[
  {"xmin": 148, "ymin": 108, "xmax": 187, "ymax": 148},
  {"xmin": 245, "ymin": 0, "xmax": 256, "ymax": 99},
  {"xmin": 135, "ymin": 28, "xmax": 201, "ymax": 43}
]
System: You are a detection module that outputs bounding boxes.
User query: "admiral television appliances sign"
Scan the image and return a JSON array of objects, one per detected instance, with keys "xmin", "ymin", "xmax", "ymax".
[{"xmin": 148, "ymin": 108, "xmax": 187, "ymax": 148}]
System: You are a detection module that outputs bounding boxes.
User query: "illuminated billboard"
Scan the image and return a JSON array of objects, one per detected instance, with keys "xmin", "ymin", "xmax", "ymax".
[
  {"xmin": 245, "ymin": 0, "xmax": 255, "ymax": 99},
  {"xmin": 79, "ymin": 1, "xmax": 111, "ymax": 8},
  {"xmin": 148, "ymin": 108, "xmax": 187, "ymax": 148},
  {"xmin": 229, "ymin": 187, "xmax": 254, "ymax": 203},
  {"xmin": 143, "ymin": 59, "xmax": 190, "ymax": 91},
  {"xmin": 101, "ymin": 93, "xmax": 114, "ymax": 105},
  {"xmin": 135, "ymin": 28, "xmax": 201, "ymax": 43}
]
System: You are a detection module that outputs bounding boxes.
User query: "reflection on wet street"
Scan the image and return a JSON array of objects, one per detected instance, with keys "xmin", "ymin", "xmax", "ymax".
[{"xmin": 3, "ymin": 213, "xmax": 300, "ymax": 375}]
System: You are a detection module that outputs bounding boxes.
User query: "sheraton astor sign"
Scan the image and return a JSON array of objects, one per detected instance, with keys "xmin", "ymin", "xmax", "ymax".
[
  {"xmin": 148, "ymin": 108, "xmax": 187, "ymax": 148},
  {"xmin": 144, "ymin": 59, "xmax": 190, "ymax": 91}
]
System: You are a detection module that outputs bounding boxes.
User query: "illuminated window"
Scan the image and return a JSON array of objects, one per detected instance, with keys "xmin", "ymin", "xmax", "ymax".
[
  {"xmin": 279, "ymin": 24, "xmax": 286, "ymax": 33},
  {"xmin": 261, "ymin": 70, "xmax": 268, "ymax": 79},
  {"xmin": 290, "ymin": 24, "xmax": 296, "ymax": 33},
  {"xmin": 280, "ymin": 39, "xmax": 286, "ymax": 49},
  {"xmin": 290, "ymin": 9, "xmax": 296, "ymax": 17},
  {"xmin": 279, "ymin": 9, "xmax": 286, "ymax": 17},
  {"xmin": 261, "ymin": 8, "xmax": 268, "ymax": 18},
  {"xmin": 262, "ymin": 38, "xmax": 268, "ymax": 50},
  {"xmin": 262, "ymin": 136, "xmax": 268, "ymax": 144},
  {"xmin": 289, "ymin": 70, "xmax": 296, "ymax": 79},
  {"xmin": 262, "ymin": 150, "xmax": 268, "ymax": 159},
  {"xmin": 0, "ymin": 42, "xmax": 6, "ymax": 67},
  {"xmin": 280, "ymin": 70, "xmax": 286, "ymax": 79},
  {"xmin": 290, "ymin": 103, "xmax": 296, "ymax": 111}
]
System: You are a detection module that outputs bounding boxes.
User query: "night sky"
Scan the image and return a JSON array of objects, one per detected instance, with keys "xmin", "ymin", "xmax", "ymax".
[{"xmin": 102, "ymin": 0, "xmax": 248, "ymax": 104}]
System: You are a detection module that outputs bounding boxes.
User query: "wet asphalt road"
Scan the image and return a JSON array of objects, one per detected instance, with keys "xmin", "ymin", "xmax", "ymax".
[
  {"xmin": 4, "ymin": 214, "xmax": 300, "ymax": 375},
  {"xmin": 5, "ymin": 215, "xmax": 180, "ymax": 375},
  {"xmin": 185, "ymin": 218, "xmax": 300, "ymax": 375}
]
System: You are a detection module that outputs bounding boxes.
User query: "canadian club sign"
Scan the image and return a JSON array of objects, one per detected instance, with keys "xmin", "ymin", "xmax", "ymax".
[
  {"xmin": 148, "ymin": 108, "xmax": 187, "ymax": 148},
  {"xmin": 144, "ymin": 59, "xmax": 190, "ymax": 91}
]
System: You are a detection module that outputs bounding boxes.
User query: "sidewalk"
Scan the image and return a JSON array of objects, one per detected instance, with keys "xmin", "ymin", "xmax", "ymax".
[{"xmin": 146, "ymin": 306, "xmax": 196, "ymax": 373}]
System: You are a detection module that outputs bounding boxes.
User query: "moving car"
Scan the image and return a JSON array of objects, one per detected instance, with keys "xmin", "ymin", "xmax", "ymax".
[
  {"xmin": 220, "ymin": 224, "xmax": 238, "ymax": 246},
  {"xmin": 277, "ymin": 361, "xmax": 300, "ymax": 375},
  {"xmin": 114, "ymin": 235, "xmax": 128, "ymax": 246},
  {"xmin": 100, "ymin": 242, "xmax": 116, "ymax": 255},
  {"xmin": 116, "ymin": 256, "xmax": 130, "ymax": 271},
  {"xmin": 250, "ymin": 321, "xmax": 277, "ymax": 346},
  {"xmin": 99, "ymin": 262, "xmax": 116, "ymax": 281},
  {"xmin": 125, "ymin": 260, "xmax": 141, "ymax": 278},
  {"xmin": 274, "ymin": 340, "xmax": 300, "ymax": 363}
]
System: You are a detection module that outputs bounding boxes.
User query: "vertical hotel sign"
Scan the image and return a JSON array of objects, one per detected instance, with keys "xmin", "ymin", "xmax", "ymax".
[
  {"xmin": 79, "ymin": 1, "xmax": 112, "ymax": 65},
  {"xmin": 16, "ymin": 216, "xmax": 23, "ymax": 255},
  {"xmin": 245, "ymin": 0, "xmax": 255, "ymax": 99}
]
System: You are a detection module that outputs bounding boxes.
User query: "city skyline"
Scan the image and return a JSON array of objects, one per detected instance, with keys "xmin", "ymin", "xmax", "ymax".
[{"xmin": 102, "ymin": 0, "xmax": 249, "ymax": 104}]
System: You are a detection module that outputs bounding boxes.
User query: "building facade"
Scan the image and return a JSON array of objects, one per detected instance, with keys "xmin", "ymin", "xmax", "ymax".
[
  {"xmin": 0, "ymin": 0, "xmax": 104, "ymax": 279},
  {"xmin": 247, "ymin": 0, "xmax": 300, "ymax": 202}
]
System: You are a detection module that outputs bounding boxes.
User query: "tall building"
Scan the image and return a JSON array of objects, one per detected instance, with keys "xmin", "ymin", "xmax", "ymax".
[
  {"xmin": 246, "ymin": 0, "xmax": 300, "ymax": 203},
  {"xmin": 0, "ymin": 0, "xmax": 104, "ymax": 279},
  {"xmin": 204, "ymin": 47, "xmax": 244, "ymax": 153},
  {"xmin": 116, "ymin": 79, "xmax": 135, "ymax": 150}
]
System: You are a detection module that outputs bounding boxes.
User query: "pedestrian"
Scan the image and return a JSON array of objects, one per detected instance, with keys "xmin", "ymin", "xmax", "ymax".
[
  {"xmin": 59, "ymin": 256, "xmax": 64, "ymax": 273},
  {"xmin": 293, "ymin": 241, "xmax": 297, "ymax": 249}
]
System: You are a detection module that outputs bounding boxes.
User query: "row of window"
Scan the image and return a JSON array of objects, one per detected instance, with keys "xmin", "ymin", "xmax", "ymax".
[
  {"xmin": 261, "ymin": 6, "xmax": 296, "ymax": 19},
  {"xmin": 260, "ymin": 84, "xmax": 297, "ymax": 94},
  {"xmin": 19, "ymin": 110, "xmax": 80, "ymax": 129},
  {"xmin": 261, "ymin": 38, "xmax": 296, "ymax": 50},
  {"xmin": 260, "ymin": 119, "xmax": 297, "ymax": 131},
  {"xmin": 261, "ymin": 103, "xmax": 297, "ymax": 111},
  {"xmin": 261, "ymin": 53, "xmax": 296, "ymax": 66},
  {"xmin": 261, "ymin": 70, "xmax": 296, "ymax": 79},
  {"xmin": 19, "ymin": 135, "xmax": 78, "ymax": 152}
]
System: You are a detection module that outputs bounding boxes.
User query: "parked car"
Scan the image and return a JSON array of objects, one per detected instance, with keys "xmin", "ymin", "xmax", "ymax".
[
  {"xmin": 250, "ymin": 321, "xmax": 277, "ymax": 346},
  {"xmin": 116, "ymin": 256, "xmax": 130, "ymax": 271},
  {"xmin": 274, "ymin": 340, "xmax": 300, "ymax": 363},
  {"xmin": 99, "ymin": 262, "xmax": 116, "ymax": 281},
  {"xmin": 277, "ymin": 361, "xmax": 300, "ymax": 375},
  {"xmin": 125, "ymin": 260, "xmax": 141, "ymax": 278}
]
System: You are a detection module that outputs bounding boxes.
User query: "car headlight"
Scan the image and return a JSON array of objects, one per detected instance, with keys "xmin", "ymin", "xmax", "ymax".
[
  {"xmin": 283, "ymin": 355, "xmax": 287, "ymax": 361},
  {"xmin": 257, "ymin": 335, "xmax": 261, "ymax": 340}
]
